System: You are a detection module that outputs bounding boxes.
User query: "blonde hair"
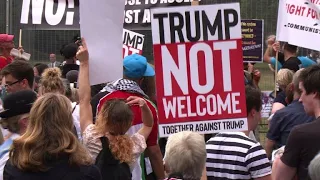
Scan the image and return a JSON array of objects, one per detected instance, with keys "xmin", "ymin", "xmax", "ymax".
[
  {"xmin": 40, "ymin": 68, "xmax": 65, "ymax": 95},
  {"xmin": 9, "ymin": 93, "xmax": 92, "ymax": 171},
  {"xmin": 95, "ymin": 99, "xmax": 134, "ymax": 163},
  {"xmin": 164, "ymin": 131, "xmax": 206, "ymax": 180},
  {"xmin": 277, "ymin": 69, "xmax": 294, "ymax": 90},
  {"xmin": 0, "ymin": 114, "xmax": 29, "ymax": 134},
  {"xmin": 309, "ymin": 153, "xmax": 320, "ymax": 180}
]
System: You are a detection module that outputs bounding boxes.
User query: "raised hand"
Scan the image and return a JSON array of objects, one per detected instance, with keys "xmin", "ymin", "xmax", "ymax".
[
  {"xmin": 76, "ymin": 38, "xmax": 89, "ymax": 63},
  {"xmin": 126, "ymin": 96, "xmax": 146, "ymax": 107}
]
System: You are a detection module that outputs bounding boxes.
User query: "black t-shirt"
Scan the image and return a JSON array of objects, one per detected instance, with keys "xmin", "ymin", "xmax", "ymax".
[
  {"xmin": 282, "ymin": 57, "xmax": 301, "ymax": 72},
  {"xmin": 274, "ymin": 91, "xmax": 287, "ymax": 106},
  {"xmin": 281, "ymin": 118, "xmax": 320, "ymax": 180},
  {"xmin": 3, "ymin": 156, "xmax": 101, "ymax": 180},
  {"xmin": 62, "ymin": 64, "xmax": 79, "ymax": 78}
]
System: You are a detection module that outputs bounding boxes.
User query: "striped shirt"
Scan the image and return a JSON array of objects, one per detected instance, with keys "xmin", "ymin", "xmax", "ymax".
[{"xmin": 206, "ymin": 132, "xmax": 271, "ymax": 180}]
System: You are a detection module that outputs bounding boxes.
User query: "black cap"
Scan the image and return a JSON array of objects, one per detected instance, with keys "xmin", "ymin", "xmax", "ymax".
[
  {"xmin": 0, "ymin": 90, "xmax": 37, "ymax": 119},
  {"xmin": 62, "ymin": 43, "xmax": 78, "ymax": 59}
]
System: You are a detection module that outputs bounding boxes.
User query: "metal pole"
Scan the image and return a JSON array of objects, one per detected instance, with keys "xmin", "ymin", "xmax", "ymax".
[{"xmin": 5, "ymin": 0, "xmax": 10, "ymax": 34}]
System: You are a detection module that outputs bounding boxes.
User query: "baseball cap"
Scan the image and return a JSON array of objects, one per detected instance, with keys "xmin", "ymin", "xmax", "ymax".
[
  {"xmin": 0, "ymin": 90, "xmax": 37, "ymax": 119},
  {"xmin": 123, "ymin": 54, "xmax": 155, "ymax": 79}
]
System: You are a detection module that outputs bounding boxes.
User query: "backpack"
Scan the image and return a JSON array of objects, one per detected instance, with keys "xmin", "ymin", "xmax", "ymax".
[{"xmin": 95, "ymin": 136, "xmax": 132, "ymax": 180}]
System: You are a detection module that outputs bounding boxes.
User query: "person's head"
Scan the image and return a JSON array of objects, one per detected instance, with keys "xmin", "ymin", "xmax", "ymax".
[
  {"xmin": 140, "ymin": 63, "xmax": 156, "ymax": 104},
  {"xmin": 39, "ymin": 68, "xmax": 65, "ymax": 95},
  {"xmin": 0, "ymin": 34, "xmax": 14, "ymax": 57},
  {"xmin": 0, "ymin": 90, "xmax": 37, "ymax": 135},
  {"xmin": 49, "ymin": 53, "xmax": 56, "ymax": 63},
  {"xmin": 283, "ymin": 42, "xmax": 298, "ymax": 55},
  {"xmin": 309, "ymin": 153, "xmax": 320, "ymax": 180},
  {"xmin": 66, "ymin": 70, "xmax": 79, "ymax": 83},
  {"xmin": 123, "ymin": 54, "xmax": 155, "ymax": 86},
  {"xmin": 61, "ymin": 43, "xmax": 78, "ymax": 63},
  {"xmin": 33, "ymin": 63, "xmax": 49, "ymax": 77},
  {"xmin": 62, "ymin": 78, "xmax": 78, "ymax": 102},
  {"xmin": 276, "ymin": 68, "xmax": 294, "ymax": 91},
  {"xmin": 245, "ymin": 85, "xmax": 262, "ymax": 131},
  {"xmin": 1, "ymin": 60, "xmax": 34, "ymax": 93},
  {"xmin": 9, "ymin": 93, "xmax": 92, "ymax": 171},
  {"xmin": 285, "ymin": 69, "xmax": 304, "ymax": 104},
  {"xmin": 299, "ymin": 65, "xmax": 320, "ymax": 116},
  {"xmin": 96, "ymin": 99, "xmax": 134, "ymax": 163},
  {"xmin": 164, "ymin": 131, "xmax": 206, "ymax": 180},
  {"xmin": 309, "ymin": 50, "xmax": 319, "ymax": 59}
]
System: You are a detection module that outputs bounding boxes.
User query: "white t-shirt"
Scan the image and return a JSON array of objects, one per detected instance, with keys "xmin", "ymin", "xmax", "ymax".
[
  {"xmin": 71, "ymin": 102, "xmax": 82, "ymax": 141},
  {"xmin": 0, "ymin": 133, "xmax": 20, "ymax": 180}
]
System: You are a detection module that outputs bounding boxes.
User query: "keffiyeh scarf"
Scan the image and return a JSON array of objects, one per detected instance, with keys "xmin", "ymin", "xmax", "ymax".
[{"xmin": 100, "ymin": 78, "xmax": 148, "ymax": 98}]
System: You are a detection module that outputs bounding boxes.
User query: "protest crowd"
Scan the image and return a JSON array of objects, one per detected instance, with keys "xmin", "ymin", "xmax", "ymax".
[{"xmin": 1, "ymin": 0, "xmax": 320, "ymax": 180}]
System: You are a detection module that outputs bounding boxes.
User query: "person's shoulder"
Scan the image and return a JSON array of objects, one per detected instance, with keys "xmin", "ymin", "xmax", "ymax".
[
  {"xmin": 79, "ymin": 164, "xmax": 101, "ymax": 179},
  {"xmin": 209, "ymin": 132, "xmax": 258, "ymax": 146},
  {"xmin": 290, "ymin": 121, "xmax": 317, "ymax": 138},
  {"xmin": 0, "ymin": 56, "xmax": 7, "ymax": 61},
  {"xmin": 298, "ymin": 56, "xmax": 316, "ymax": 65}
]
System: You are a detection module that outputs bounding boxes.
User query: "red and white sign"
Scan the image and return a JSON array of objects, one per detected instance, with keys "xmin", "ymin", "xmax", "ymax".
[
  {"xmin": 123, "ymin": 29, "xmax": 144, "ymax": 58},
  {"xmin": 151, "ymin": 3, "xmax": 248, "ymax": 137}
]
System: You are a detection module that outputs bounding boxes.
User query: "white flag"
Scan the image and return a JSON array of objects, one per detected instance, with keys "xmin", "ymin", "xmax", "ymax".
[{"xmin": 276, "ymin": 0, "xmax": 320, "ymax": 50}]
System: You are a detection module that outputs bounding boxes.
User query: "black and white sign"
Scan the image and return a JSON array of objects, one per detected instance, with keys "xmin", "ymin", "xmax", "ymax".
[{"xmin": 20, "ymin": 0, "xmax": 192, "ymax": 30}]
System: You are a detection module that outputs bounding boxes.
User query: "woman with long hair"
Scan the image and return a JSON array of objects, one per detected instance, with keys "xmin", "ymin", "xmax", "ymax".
[
  {"xmin": 77, "ymin": 38, "xmax": 154, "ymax": 178},
  {"xmin": 3, "ymin": 93, "xmax": 101, "ymax": 179}
]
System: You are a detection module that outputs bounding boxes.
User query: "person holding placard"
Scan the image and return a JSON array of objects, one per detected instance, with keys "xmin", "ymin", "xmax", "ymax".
[{"xmin": 91, "ymin": 54, "xmax": 164, "ymax": 180}]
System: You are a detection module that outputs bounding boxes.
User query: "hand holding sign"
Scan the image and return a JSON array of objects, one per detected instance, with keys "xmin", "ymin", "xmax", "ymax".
[{"xmin": 76, "ymin": 38, "xmax": 89, "ymax": 64}]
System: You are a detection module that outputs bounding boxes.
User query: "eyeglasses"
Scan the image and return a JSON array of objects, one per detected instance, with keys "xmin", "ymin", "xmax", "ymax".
[{"xmin": 5, "ymin": 80, "xmax": 22, "ymax": 88}]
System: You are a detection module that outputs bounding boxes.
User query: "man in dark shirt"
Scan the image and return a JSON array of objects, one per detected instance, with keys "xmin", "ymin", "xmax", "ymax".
[
  {"xmin": 273, "ymin": 64, "xmax": 320, "ymax": 180},
  {"xmin": 265, "ymin": 69, "xmax": 314, "ymax": 158},
  {"xmin": 60, "ymin": 43, "xmax": 79, "ymax": 78},
  {"xmin": 274, "ymin": 43, "xmax": 301, "ymax": 72}
]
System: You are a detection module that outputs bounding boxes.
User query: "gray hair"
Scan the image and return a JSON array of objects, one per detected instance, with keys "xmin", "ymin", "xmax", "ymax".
[
  {"xmin": 309, "ymin": 153, "xmax": 320, "ymax": 180},
  {"xmin": 164, "ymin": 131, "xmax": 206, "ymax": 180}
]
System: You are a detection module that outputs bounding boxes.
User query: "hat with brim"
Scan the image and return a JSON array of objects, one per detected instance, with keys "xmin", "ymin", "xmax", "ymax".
[
  {"xmin": 123, "ymin": 54, "xmax": 155, "ymax": 79},
  {"xmin": 0, "ymin": 90, "xmax": 37, "ymax": 119},
  {"xmin": 0, "ymin": 103, "xmax": 33, "ymax": 119}
]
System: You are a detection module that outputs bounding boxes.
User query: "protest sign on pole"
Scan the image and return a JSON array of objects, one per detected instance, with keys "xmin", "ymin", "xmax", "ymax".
[
  {"xmin": 123, "ymin": 29, "xmax": 145, "ymax": 58},
  {"xmin": 241, "ymin": 19, "xmax": 264, "ymax": 63},
  {"xmin": 151, "ymin": 3, "xmax": 248, "ymax": 137},
  {"xmin": 80, "ymin": 0, "xmax": 125, "ymax": 85},
  {"xmin": 277, "ymin": 0, "xmax": 320, "ymax": 50},
  {"xmin": 20, "ymin": 0, "xmax": 192, "ymax": 30}
]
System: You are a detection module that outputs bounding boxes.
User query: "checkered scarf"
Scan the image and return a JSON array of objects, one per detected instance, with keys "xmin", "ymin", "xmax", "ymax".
[{"xmin": 100, "ymin": 78, "xmax": 148, "ymax": 98}]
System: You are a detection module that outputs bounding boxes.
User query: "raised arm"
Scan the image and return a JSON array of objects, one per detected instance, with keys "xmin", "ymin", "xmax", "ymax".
[
  {"xmin": 126, "ymin": 96, "xmax": 154, "ymax": 140},
  {"xmin": 76, "ymin": 38, "xmax": 93, "ymax": 133}
]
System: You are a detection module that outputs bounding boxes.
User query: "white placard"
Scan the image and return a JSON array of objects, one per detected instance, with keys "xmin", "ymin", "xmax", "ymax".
[
  {"xmin": 80, "ymin": 0, "xmax": 125, "ymax": 85},
  {"xmin": 277, "ymin": 0, "xmax": 320, "ymax": 50},
  {"xmin": 122, "ymin": 29, "xmax": 145, "ymax": 58}
]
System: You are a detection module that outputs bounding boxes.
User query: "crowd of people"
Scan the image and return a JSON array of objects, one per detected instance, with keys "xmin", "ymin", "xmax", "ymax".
[{"xmin": 0, "ymin": 31, "xmax": 319, "ymax": 180}]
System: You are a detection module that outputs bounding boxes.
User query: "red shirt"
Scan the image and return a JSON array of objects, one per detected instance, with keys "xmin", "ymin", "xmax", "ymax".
[
  {"xmin": 0, "ymin": 56, "xmax": 13, "ymax": 70},
  {"xmin": 97, "ymin": 91, "xmax": 159, "ymax": 146}
]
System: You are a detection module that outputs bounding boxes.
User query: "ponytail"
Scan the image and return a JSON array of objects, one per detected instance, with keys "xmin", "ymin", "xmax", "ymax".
[{"xmin": 109, "ymin": 134, "xmax": 134, "ymax": 164}]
